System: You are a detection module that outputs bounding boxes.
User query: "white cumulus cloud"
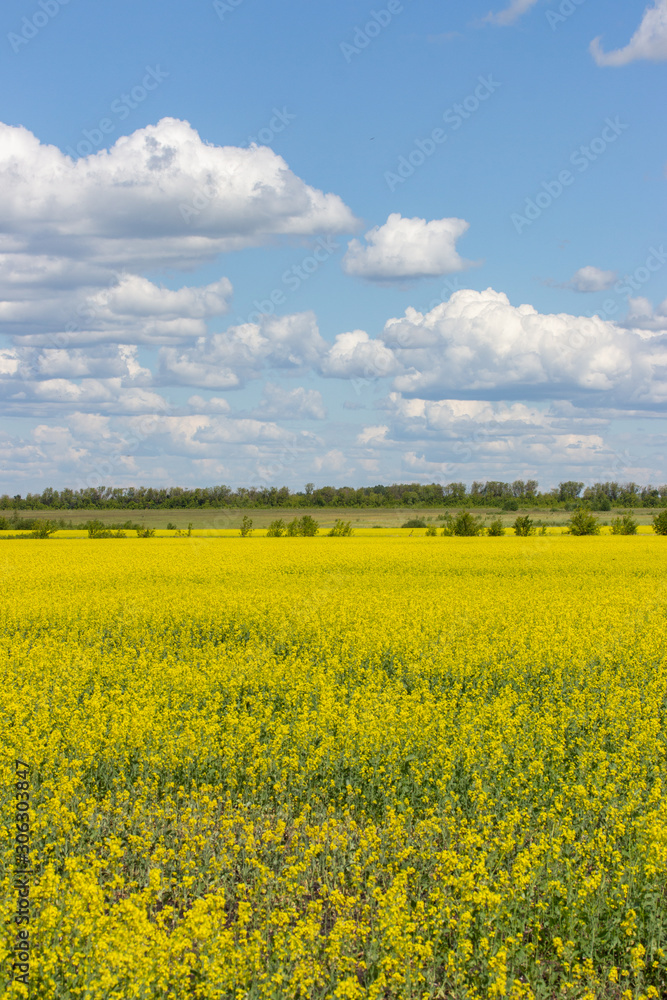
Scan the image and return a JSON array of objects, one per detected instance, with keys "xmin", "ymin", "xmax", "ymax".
[
  {"xmin": 591, "ymin": 1, "xmax": 667, "ymax": 66},
  {"xmin": 159, "ymin": 312, "xmax": 328, "ymax": 389},
  {"xmin": 0, "ymin": 118, "xmax": 357, "ymax": 352},
  {"xmin": 252, "ymin": 383, "xmax": 327, "ymax": 421},
  {"xmin": 567, "ymin": 266, "xmax": 617, "ymax": 293},
  {"xmin": 342, "ymin": 213, "xmax": 472, "ymax": 282}
]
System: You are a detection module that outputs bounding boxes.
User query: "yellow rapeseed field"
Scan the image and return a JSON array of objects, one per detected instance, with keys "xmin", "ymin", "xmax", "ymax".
[{"xmin": 1, "ymin": 535, "xmax": 666, "ymax": 999}]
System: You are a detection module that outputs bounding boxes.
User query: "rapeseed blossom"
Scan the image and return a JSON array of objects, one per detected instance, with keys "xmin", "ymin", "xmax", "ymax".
[{"xmin": 1, "ymin": 535, "xmax": 666, "ymax": 998}]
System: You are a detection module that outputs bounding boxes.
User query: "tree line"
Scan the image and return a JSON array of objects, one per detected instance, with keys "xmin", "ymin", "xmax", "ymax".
[{"xmin": 2, "ymin": 479, "xmax": 666, "ymax": 511}]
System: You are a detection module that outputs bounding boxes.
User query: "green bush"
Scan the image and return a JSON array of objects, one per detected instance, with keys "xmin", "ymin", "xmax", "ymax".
[
  {"xmin": 266, "ymin": 519, "xmax": 286, "ymax": 537},
  {"xmin": 166, "ymin": 522, "xmax": 177, "ymax": 530},
  {"xmin": 239, "ymin": 516, "xmax": 253, "ymax": 538},
  {"xmin": 487, "ymin": 518, "xmax": 505, "ymax": 536},
  {"xmin": 513, "ymin": 516, "xmax": 534, "ymax": 537},
  {"xmin": 87, "ymin": 520, "xmax": 126, "ymax": 539},
  {"xmin": 611, "ymin": 514, "xmax": 637, "ymax": 535},
  {"xmin": 567, "ymin": 510, "xmax": 600, "ymax": 536},
  {"xmin": 135, "ymin": 527, "xmax": 155, "ymax": 538},
  {"xmin": 30, "ymin": 520, "xmax": 58, "ymax": 539},
  {"xmin": 328, "ymin": 520, "xmax": 353, "ymax": 537},
  {"xmin": 402, "ymin": 518, "xmax": 426, "ymax": 528},
  {"xmin": 299, "ymin": 515, "xmax": 319, "ymax": 537},
  {"xmin": 653, "ymin": 510, "xmax": 667, "ymax": 535},
  {"xmin": 443, "ymin": 512, "xmax": 484, "ymax": 537},
  {"xmin": 502, "ymin": 499, "xmax": 519, "ymax": 511},
  {"xmin": 286, "ymin": 516, "xmax": 319, "ymax": 537},
  {"xmin": 425, "ymin": 524, "xmax": 438, "ymax": 536}
]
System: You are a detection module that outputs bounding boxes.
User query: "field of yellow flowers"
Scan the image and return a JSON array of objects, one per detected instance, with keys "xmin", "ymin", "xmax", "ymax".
[{"xmin": 1, "ymin": 534, "xmax": 666, "ymax": 999}]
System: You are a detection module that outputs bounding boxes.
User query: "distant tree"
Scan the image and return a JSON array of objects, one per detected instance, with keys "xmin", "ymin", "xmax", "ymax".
[
  {"xmin": 568, "ymin": 510, "xmax": 600, "ymax": 535},
  {"xmin": 267, "ymin": 519, "xmax": 286, "ymax": 537},
  {"xmin": 445, "ymin": 512, "xmax": 484, "ymax": 536},
  {"xmin": 239, "ymin": 516, "xmax": 253, "ymax": 537},
  {"xmin": 558, "ymin": 481, "xmax": 584, "ymax": 502},
  {"xmin": 286, "ymin": 515, "xmax": 319, "ymax": 536},
  {"xmin": 402, "ymin": 518, "xmax": 426, "ymax": 528},
  {"xmin": 513, "ymin": 516, "xmax": 534, "ymax": 537},
  {"xmin": 328, "ymin": 519, "xmax": 353, "ymax": 537},
  {"xmin": 30, "ymin": 520, "xmax": 57, "ymax": 539},
  {"xmin": 652, "ymin": 510, "xmax": 667, "ymax": 535},
  {"xmin": 611, "ymin": 514, "xmax": 637, "ymax": 535},
  {"xmin": 502, "ymin": 499, "xmax": 519, "ymax": 511}
]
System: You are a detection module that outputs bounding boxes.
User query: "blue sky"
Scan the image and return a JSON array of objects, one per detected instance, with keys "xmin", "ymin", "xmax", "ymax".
[{"xmin": 0, "ymin": 0, "xmax": 665, "ymax": 494}]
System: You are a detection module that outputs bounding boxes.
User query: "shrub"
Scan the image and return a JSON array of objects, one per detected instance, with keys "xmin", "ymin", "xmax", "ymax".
[
  {"xmin": 328, "ymin": 520, "xmax": 353, "ymax": 537},
  {"xmin": 568, "ymin": 510, "xmax": 600, "ymax": 536},
  {"xmin": 87, "ymin": 521, "xmax": 126, "ymax": 539},
  {"xmin": 440, "ymin": 515, "xmax": 454, "ymax": 536},
  {"xmin": 449, "ymin": 512, "xmax": 484, "ymax": 537},
  {"xmin": 611, "ymin": 514, "xmax": 638, "ymax": 535},
  {"xmin": 30, "ymin": 520, "xmax": 58, "ymax": 539},
  {"xmin": 502, "ymin": 499, "xmax": 519, "ymax": 511},
  {"xmin": 513, "ymin": 516, "xmax": 535, "ymax": 537},
  {"xmin": 267, "ymin": 519, "xmax": 286, "ymax": 537},
  {"xmin": 166, "ymin": 522, "xmax": 177, "ymax": 530},
  {"xmin": 286, "ymin": 516, "xmax": 319, "ymax": 537},
  {"xmin": 487, "ymin": 518, "xmax": 505, "ymax": 536},
  {"xmin": 239, "ymin": 516, "xmax": 253, "ymax": 538},
  {"xmin": 402, "ymin": 518, "xmax": 426, "ymax": 528},
  {"xmin": 425, "ymin": 524, "xmax": 438, "ymax": 536},
  {"xmin": 136, "ymin": 527, "xmax": 155, "ymax": 538},
  {"xmin": 299, "ymin": 515, "xmax": 319, "ymax": 537},
  {"xmin": 653, "ymin": 510, "xmax": 667, "ymax": 535}
]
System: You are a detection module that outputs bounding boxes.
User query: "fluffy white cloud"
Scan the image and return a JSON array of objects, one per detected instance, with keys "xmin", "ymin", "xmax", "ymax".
[
  {"xmin": 159, "ymin": 312, "xmax": 328, "ymax": 389},
  {"xmin": 252, "ymin": 383, "xmax": 327, "ymax": 421},
  {"xmin": 0, "ymin": 118, "xmax": 357, "ymax": 353},
  {"xmin": 314, "ymin": 449, "xmax": 350, "ymax": 474},
  {"xmin": 591, "ymin": 1, "xmax": 667, "ymax": 66},
  {"xmin": 0, "ymin": 118, "xmax": 357, "ymax": 267},
  {"xmin": 483, "ymin": 0, "xmax": 539, "ymax": 27},
  {"xmin": 622, "ymin": 295, "xmax": 667, "ymax": 332},
  {"xmin": 187, "ymin": 395, "xmax": 231, "ymax": 414},
  {"xmin": 0, "ymin": 343, "xmax": 161, "ymax": 415},
  {"xmin": 567, "ymin": 266, "xmax": 617, "ymax": 293},
  {"xmin": 319, "ymin": 329, "xmax": 401, "ymax": 379},
  {"xmin": 355, "ymin": 394, "xmax": 643, "ymax": 484},
  {"xmin": 342, "ymin": 214, "xmax": 472, "ymax": 282},
  {"xmin": 376, "ymin": 288, "xmax": 667, "ymax": 407}
]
